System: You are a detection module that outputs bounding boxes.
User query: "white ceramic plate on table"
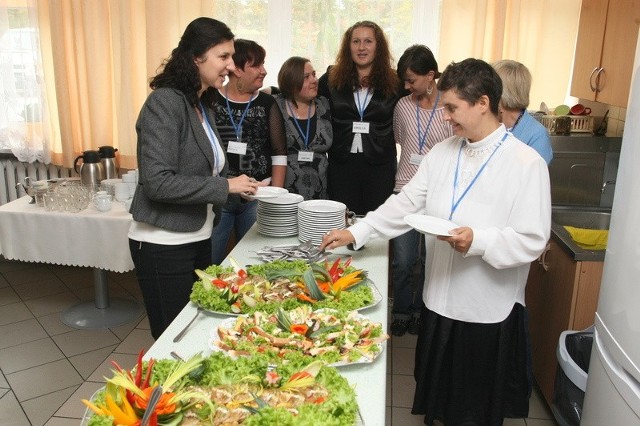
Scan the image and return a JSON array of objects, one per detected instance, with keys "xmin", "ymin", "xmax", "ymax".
[
  {"xmin": 246, "ymin": 186, "xmax": 289, "ymax": 200},
  {"xmin": 404, "ymin": 214, "xmax": 458, "ymax": 236}
]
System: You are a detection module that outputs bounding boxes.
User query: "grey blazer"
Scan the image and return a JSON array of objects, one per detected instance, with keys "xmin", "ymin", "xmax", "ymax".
[{"xmin": 130, "ymin": 87, "xmax": 230, "ymax": 232}]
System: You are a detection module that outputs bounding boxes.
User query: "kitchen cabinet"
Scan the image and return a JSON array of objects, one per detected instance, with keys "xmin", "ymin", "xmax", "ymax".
[
  {"xmin": 570, "ymin": 0, "xmax": 640, "ymax": 107},
  {"xmin": 525, "ymin": 238, "xmax": 604, "ymax": 407}
]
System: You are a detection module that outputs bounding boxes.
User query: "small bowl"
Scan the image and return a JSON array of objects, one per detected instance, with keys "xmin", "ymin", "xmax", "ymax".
[{"xmin": 554, "ymin": 105, "xmax": 570, "ymax": 116}]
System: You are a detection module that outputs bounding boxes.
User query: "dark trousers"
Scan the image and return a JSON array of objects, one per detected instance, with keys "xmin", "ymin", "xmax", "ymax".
[
  {"xmin": 129, "ymin": 238, "xmax": 211, "ymax": 339},
  {"xmin": 328, "ymin": 154, "xmax": 395, "ymax": 215}
]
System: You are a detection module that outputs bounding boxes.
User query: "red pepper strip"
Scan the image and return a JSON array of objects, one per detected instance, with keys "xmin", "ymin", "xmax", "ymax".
[
  {"xmin": 238, "ymin": 269, "xmax": 247, "ymax": 279},
  {"xmin": 328, "ymin": 258, "xmax": 342, "ymax": 281},
  {"xmin": 134, "ymin": 350, "xmax": 144, "ymax": 387},
  {"xmin": 110, "ymin": 360, "xmax": 124, "ymax": 372},
  {"xmin": 212, "ymin": 279, "xmax": 227, "ymax": 289},
  {"xmin": 344, "ymin": 257, "xmax": 352, "ymax": 268},
  {"xmin": 141, "ymin": 359, "xmax": 155, "ymax": 389}
]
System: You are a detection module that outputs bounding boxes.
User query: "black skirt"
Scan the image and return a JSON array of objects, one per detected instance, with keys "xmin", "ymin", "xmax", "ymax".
[{"xmin": 412, "ymin": 303, "xmax": 530, "ymax": 426}]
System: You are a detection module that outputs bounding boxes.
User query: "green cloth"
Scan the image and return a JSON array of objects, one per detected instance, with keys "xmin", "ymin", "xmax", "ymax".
[{"xmin": 564, "ymin": 226, "xmax": 609, "ymax": 250}]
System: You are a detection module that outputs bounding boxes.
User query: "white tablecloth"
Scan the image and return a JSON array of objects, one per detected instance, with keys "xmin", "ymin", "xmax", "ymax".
[
  {"xmin": 145, "ymin": 227, "xmax": 389, "ymax": 426},
  {"xmin": 0, "ymin": 196, "xmax": 133, "ymax": 272}
]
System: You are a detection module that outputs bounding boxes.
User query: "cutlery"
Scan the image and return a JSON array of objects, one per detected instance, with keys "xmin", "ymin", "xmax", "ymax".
[
  {"xmin": 172, "ymin": 307, "xmax": 202, "ymax": 343},
  {"xmin": 140, "ymin": 385, "xmax": 162, "ymax": 426}
]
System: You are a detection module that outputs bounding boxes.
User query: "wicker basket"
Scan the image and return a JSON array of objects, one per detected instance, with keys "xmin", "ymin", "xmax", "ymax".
[{"xmin": 540, "ymin": 115, "xmax": 595, "ymax": 134}]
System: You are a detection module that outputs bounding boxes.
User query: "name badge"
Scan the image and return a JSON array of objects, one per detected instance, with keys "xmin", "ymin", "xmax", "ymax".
[
  {"xmin": 352, "ymin": 121, "xmax": 370, "ymax": 134},
  {"xmin": 227, "ymin": 140, "xmax": 248, "ymax": 155},
  {"xmin": 410, "ymin": 153, "xmax": 425, "ymax": 165},
  {"xmin": 298, "ymin": 151, "xmax": 314, "ymax": 162}
]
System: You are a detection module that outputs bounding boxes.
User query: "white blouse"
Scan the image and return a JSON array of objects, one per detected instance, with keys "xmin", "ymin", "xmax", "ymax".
[{"xmin": 349, "ymin": 125, "xmax": 551, "ymax": 323}]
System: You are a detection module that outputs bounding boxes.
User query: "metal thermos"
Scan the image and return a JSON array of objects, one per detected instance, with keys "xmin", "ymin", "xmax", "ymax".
[
  {"xmin": 98, "ymin": 146, "xmax": 119, "ymax": 180},
  {"xmin": 73, "ymin": 150, "xmax": 104, "ymax": 186}
]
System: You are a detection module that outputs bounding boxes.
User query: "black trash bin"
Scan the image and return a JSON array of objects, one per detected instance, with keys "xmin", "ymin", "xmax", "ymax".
[{"xmin": 551, "ymin": 328, "xmax": 594, "ymax": 426}]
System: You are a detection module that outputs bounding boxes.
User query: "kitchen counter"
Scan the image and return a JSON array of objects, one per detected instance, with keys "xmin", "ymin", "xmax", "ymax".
[{"xmin": 551, "ymin": 223, "xmax": 605, "ymax": 261}]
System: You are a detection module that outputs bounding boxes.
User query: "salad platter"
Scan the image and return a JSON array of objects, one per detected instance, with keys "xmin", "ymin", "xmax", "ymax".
[
  {"xmin": 209, "ymin": 306, "xmax": 389, "ymax": 366},
  {"xmin": 190, "ymin": 258, "xmax": 382, "ymax": 315},
  {"xmin": 81, "ymin": 351, "xmax": 360, "ymax": 426}
]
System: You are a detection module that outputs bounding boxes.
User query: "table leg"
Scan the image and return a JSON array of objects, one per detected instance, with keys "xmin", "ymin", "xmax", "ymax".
[{"xmin": 61, "ymin": 267, "xmax": 143, "ymax": 329}]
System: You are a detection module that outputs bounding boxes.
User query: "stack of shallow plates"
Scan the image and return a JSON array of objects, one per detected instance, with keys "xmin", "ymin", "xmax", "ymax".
[
  {"xmin": 298, "ymin": 200, "xmax": 347, "ymax": 245},
  {"xmin": 256, "ymin": 193, "xmax": 304, "ymax": 237}
]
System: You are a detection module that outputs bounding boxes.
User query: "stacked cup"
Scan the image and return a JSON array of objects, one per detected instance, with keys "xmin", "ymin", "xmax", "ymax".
[
  {"xmin": 114, "ymin": 182, "xmax": 130, "ymax": 202},
  {"xmin": 122, "ymin": 172, "xmax": 137, "ymax": 198}
]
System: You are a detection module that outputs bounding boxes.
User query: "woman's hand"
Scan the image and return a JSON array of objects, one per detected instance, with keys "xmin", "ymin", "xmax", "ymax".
[
  {"xmin": 227, "ymin": 175, "xmax": 260, "ymax": 195},
  {"xmin": 320, "ymin": 229, "xmax": 355, "ymax": 250},
  {"xmin": 437, "ymin": 226, "xmax": 473, "ymax": 254}
]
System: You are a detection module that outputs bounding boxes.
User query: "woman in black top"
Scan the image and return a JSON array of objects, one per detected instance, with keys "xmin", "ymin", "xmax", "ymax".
[
  {"xmin": 318, "ymin": 21, "xmax": 401, "ymax": 215},
  {"xmin": 210, "ymin": 39, "xmax": 287, "ymax": 264}
]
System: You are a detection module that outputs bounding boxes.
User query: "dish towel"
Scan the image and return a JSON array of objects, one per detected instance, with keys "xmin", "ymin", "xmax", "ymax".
[{"xmin": 564, "ymin": 226, "xmax": 609, "ymax": 250}]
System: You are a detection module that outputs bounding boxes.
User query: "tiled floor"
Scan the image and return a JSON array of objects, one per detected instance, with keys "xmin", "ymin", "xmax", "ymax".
[{"xmin": 0, "ymin": 256, "xmax": 558, "ymax": 425}]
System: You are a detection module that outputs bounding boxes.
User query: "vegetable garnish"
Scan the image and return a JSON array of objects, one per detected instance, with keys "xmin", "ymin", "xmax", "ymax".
[
  {"xmin": 213, "ymin": 306, "xmax": 389, "ymax": 365},
  {"xmin": 190, "ymin": 258, "xmax": 376, "ymax": 315},
  {"xmin": 82, "ymin": 352, "xmax": 359, "ymax": 426}
]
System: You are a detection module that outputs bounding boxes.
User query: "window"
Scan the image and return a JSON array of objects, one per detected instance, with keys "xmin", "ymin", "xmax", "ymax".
[{"xmin": 0, "ymin": 1, "xmax": 47, "ymax": 158}]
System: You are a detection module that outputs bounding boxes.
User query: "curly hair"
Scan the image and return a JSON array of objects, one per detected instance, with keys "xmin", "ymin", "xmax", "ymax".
[
  {"xmin": 328, "ymin": 21, "xmax": 399, "ymax": 98},
  {"xmin": 150, "ymin": 17, "xmax": 234, "ymax": 106}
]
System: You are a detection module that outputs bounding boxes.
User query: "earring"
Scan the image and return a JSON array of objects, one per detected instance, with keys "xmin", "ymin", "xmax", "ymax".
[{"xmin": 426, "ymin": 83, "xmax": 434, "ymax": 96}]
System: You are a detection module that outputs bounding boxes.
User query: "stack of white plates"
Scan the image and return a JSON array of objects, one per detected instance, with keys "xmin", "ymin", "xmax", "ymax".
[
  {"xmin": 298, "ymin": 200, "xmax": 347, "ymax": 245},
  {"xmin": 256, "ymin": 193, "xmax": 304, "ymax": 237}
]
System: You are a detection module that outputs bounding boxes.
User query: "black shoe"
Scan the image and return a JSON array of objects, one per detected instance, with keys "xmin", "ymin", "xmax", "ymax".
[
  {"xmin": 390, "ymin": 319, "xmax": 410, "ymax": 336},
  {"xmin": 408, "ymin": 316, "xmax": 421, "ymax": 335}
]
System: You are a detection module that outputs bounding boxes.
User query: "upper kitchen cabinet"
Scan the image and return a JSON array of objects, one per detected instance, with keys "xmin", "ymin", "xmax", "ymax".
[{"xmin": 571, "ymin": 0, "xmax": 640, "ymax": 107}]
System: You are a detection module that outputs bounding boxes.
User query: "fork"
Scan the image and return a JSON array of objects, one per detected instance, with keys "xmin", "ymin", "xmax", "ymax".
[{"xmin": 172, "ymin": 307, "xmax": 202, "ymax": 343}]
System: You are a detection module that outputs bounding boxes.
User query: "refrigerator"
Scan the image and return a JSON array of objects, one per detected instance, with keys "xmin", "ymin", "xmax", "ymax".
[{"xmin": 580, "ymin": 37, "xmax": 640, "ymax": 425}]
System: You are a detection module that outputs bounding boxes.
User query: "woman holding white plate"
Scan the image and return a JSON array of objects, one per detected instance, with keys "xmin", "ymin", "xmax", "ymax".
[{"xmin": 321, "ymin": 59, "xmax": 551, "ymax": 425}]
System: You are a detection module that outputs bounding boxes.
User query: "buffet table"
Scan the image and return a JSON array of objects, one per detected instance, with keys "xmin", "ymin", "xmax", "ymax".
[
  {"xmin": 145, "ymin": 226, "xmax": 389, "ymax": 426},
  {"xmin": 0, "ymin": 196, "xmax": 142, "ymax": 328}
]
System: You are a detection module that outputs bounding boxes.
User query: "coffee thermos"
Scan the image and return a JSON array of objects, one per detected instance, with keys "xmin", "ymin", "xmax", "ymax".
[
  {"xmin": 73, "ymin": 150, "xmax": 104, "ymax": 186},
  {"xmin": 98, "ymin": 146, "xmax": 119, "ymax": 180}
]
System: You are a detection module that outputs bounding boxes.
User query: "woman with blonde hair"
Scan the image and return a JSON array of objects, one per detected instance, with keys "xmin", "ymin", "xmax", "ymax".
[
  {"xmin": 493, "ymin": 59, "xmax": 552, "ymax": 164},
  {"xmin": 318, "ymin": 21, "xmax": 401, "ymax": 214}
]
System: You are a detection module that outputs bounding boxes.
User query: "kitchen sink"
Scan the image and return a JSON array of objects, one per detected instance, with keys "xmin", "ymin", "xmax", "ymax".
[{"xmin": 552, "ymin": 207, "xmax": 611, "ymax": 230}]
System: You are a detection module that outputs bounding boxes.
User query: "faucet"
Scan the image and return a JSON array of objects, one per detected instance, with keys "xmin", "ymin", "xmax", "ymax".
[{"xmin": 601, "ymin": 180, "xmax": 616, "ymax": 193}]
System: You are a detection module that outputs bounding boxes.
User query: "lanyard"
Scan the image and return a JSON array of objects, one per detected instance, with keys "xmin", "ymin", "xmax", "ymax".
[
  {"xmin": 286, "ymin": 101, "xmax": 312, "ymax": 150},
  {"xmin": 355, "ymin": 88, "xmax": 371, "ymax": 121},
  {"xmin": 508, "ymin": 109, "xmax": 525, "ymax": 132},
  {"xmin": 199, "ymin": 101, "xmax": 221, "ymax": 175},
  {"xmin": 449, "ymin": 133, "xmax": 508, "ymax": 220},
  {"xmin": 416, "ymin": 91, "xmax": 440, "ymax": 154},
  {"xmin": 224, "ymin": 86, "xmax": 255, "ymax": 141}
]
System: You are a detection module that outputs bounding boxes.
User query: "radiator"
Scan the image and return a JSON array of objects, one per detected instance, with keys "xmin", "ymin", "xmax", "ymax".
[{"xmin": 0, "ymin": 157, "xmax": 73, "ymax": 205}]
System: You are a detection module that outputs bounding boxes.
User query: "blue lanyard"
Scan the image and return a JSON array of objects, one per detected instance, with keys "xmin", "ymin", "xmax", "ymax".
[
  {"xmin": 449, "ymin": 133, "xmax": 508, "ymax": 220},
  {"xmin": 199, "ymin": 101, "xmax": 221, "ymax": 175},
  {"xmin": 224, "ymin": 86, "xmax": 254, "ymax": 141},
  {"xmin": 416, "ymin": 92, "xmax": 440, "ymax": 155},
  {"xmin": 355, "ymin": 88, "xmax": 371, "ymax": 121},
  {"xmin": 286, "ymin": 101, "xmax": 312, "ymax": 150}
]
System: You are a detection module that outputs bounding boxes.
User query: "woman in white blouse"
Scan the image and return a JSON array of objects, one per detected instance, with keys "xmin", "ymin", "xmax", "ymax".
[{"xmin": 321, "ymin": 58, "xmax": 551, "ymax": 425}]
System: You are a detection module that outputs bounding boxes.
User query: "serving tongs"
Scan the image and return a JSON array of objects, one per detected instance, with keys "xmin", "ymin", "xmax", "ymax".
[{"xmin": 140, "ymin": 385, "xmax": 162, "ymax": 426}]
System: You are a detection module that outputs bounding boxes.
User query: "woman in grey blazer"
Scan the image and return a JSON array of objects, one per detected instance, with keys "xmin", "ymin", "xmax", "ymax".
[{"xmin": 128, "ymin": 17, "xmax": 260, "ymax": 339}]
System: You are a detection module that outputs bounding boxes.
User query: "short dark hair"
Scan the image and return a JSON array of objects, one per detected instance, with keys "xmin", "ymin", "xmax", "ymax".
[
  {"xmin": 233, "ymin": 39, "xmax": 266, "ymax": 70},
  {"xmin": 437, "ymin": 58, "xmax": 502, "ymax": 116},
  {"xmin": 397, "ymin": 44, "xmax": 440, "ymax": 81}
]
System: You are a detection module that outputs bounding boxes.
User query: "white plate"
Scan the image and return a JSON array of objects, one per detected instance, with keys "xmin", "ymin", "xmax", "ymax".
[
  {"xmin": 246, "ymin": 186, "xmax": 289, "ymax": 200},
  {"xmin": 259, "ymin": 193, "xmax": 304, "ymax": 205},
  {"xmin": 404, "ymin": 214, "xmax": 458, "ymax": 236},
  {"xmin": 298, "ymin": 199, "xmax": 347, "ymax": 213}
]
